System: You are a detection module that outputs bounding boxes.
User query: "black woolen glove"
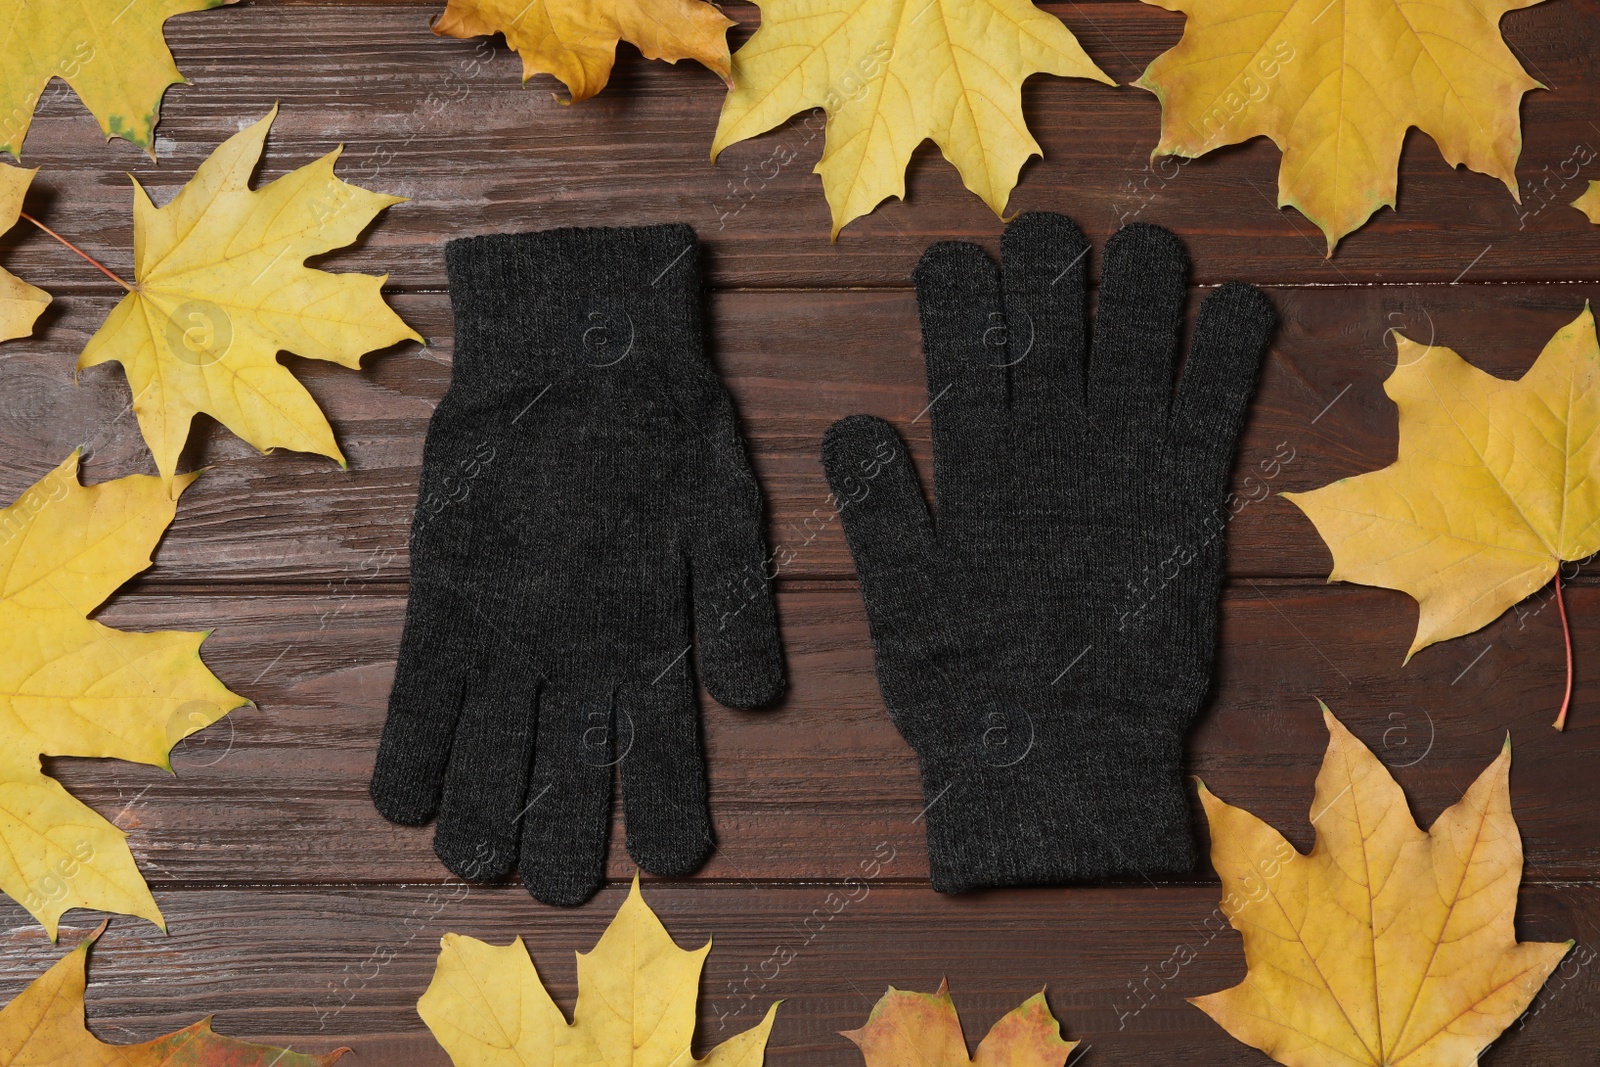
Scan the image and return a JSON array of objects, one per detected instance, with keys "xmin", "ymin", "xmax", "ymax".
[
  {"xmin": 372, "ymin": 224, "xmax": 785, "ymax": 907},
  {"xmin": 821, "ymin": 213, "xmax": 1275, "ymax": 891}
]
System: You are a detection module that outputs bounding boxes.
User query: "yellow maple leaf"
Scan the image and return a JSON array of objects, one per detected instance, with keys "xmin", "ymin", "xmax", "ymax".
[
  {"xmin": 1283, "ymin": 305, "xmax": 1600, "ymax": 665},
  {"xmin": 0, "ymin": 163, "xmax": 49, "ymax": 342},
  {"xmin": 1573, "ymin": 182, "xmax": 1600, "ymax": 222},
  {"xmin": 0, "ymin": 453, "xmax": 247, "ymax": 939},
  {"xmin": 0, "ymin": 0, "xmax": 239, "ymax": 158},
  {"xmin": 711, "ymin": 0, "xmax": 1114, "ymax": 237},
  {"xmin": 1192, "ymin": 704, "xmax": 1570, "ymax": 1067},
  {"xmin": 0, "ymin": 922, "xmax": 349, "ymax": 1065},
  {"xmin": 1136, "ymin": 0, "xmax": 1545, "ymax": 253},
  {"xmin": 434, "ymin": 0, "xmax": 734, "ymax": 103},
  {"xmin": 419, "ymin": 874, "xmax": 779, "ymax": 1067},
  {"xmin": 843, "ymin": 982, "xmax": 1076, "ymax": 1067},
  {"xmin": 77, "ymin": 106, "xmax": 421, "ymax": 493}
]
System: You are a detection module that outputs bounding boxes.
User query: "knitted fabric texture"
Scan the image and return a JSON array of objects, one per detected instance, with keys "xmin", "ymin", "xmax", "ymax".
[
  {"xmin": 372, "ymin": 223, "xmax": 785, "ymax": 907},
  {"xmin": 821, "ymin": 213, "xmax": 1276, "ymax": 891}
]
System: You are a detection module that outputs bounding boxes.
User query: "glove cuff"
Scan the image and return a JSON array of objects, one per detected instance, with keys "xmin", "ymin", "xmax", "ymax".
[
  {"xmin": 442, "ymin": 224, "xmax": 704, "ymax": 394},
  {"xmin": 918, "ymin": 715, "xmax": 1195, "ymax": 892}
]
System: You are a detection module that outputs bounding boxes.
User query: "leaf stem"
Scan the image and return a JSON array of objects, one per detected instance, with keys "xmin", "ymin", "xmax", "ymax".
[
  {"xmin": 1553, "ymin": 569, "xmax": 1573, "ymax": 731},
  {"xmin": 19, "ymin": 212, "xmax": 133, "ymax": 292}
]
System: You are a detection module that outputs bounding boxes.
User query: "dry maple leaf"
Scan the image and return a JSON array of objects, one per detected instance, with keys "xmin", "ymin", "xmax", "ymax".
[
  {"xmin": 1192, "ymin": 704, "xmax": 1570, "ymax": 1067},
  {"xmin": 1136, "ymin": 0, "xmax": 1545, "ymax": 253},
  {"xmin": 419, "ymin": 874, "xmax": 778, "ymax": 1067},
  {"xmin": 0, "ymin": 0, "xmax": 239, "ymax": 158},
  {"xmin": 843, "ymin": 982, "xmax": 1076, "ymax": 1067},
  {"xmin": 0, "ymin": 453, "xmax": 246, "ymax": 938},
  {"xmin": 77, "ymin": 106, "xmax": 421, "ymax": 493},
  {"xmin": 0, "ymin": 921, "xmax": 349, "ymax": 1065},
  {"xmin": 1283, "ymin": 305, "xmax": 1600, "ymax": 726},
  {"xmin": 434, "ymin": 0, "xmax": 734, "ymax": 103},
  {"xmin": 711, "ymin": 0, "xmax": 1114, "ymax": 237},
  {"xmin": 1573, "ymin": 182, "xmax": 1600, "ymax": 222},
  {"xmin": 0, "ymin": 164, "xmax": 50, "ymax": 341}
]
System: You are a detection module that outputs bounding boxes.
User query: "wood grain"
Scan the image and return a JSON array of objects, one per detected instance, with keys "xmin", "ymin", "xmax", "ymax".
[
  {"xmin": 5, "ymin": 284, "xmax": 1600, "ymax": 583},
  {"xmin": 18, "ymin": 580, "xmax": 1598, "ymax": 888}
]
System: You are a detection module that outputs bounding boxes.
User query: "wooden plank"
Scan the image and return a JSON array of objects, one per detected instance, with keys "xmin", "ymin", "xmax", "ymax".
[
  {"xmin": 0, "ymin": 882, "xmax": 1590, "ymax": 1066},
  {"xmin": 15, "ymin": 580, "xmax": 1596, "ymax": 893},
  {"xmin": 3, "ymin": 285, "xmax": 1596, "ymax": 583},
  {"xmin": 3, "ymin": 2, "xmax": 1596, "ymax": 1063},
  {"xmin": 1, "ymin": 4, "xmax": 1594, "ymax": 291}
]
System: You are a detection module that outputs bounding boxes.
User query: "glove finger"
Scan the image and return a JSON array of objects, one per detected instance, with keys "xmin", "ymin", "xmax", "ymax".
[
  {"xmin": 913, "ymin": 241, "xmax": 1008, "ymax": 522},
  {"xmin": 821, "ymin": 415, "xmax": 934, "ymax": 587},
  {"xmin": 1169, "ymin": 282, "xmax": 1275, "ymax": 487},
  {"xmin": 519, "ymin": 681, "xmax": 614, "ymax": 907},
  {"xmin": 370, "ymin": 590, "xmax": 473, "ymax": 826},
  {"xmin": 1089, "ymin": 223, "xmax": 1189, "ymax": 435},
  {"xmin": 679, "ymin": 394, "xmax": 785, "ymax": 709},
  {"xmin": 1001, "ymin": 212, "xmax": 1090, "ymax": 419},
  {"xmin": 618, "ymin": 674, "xmax": 713, "ymax": 877},
  {"xmin": 431, "ymin": 659, "xmax": 541, "ymax": 883}
]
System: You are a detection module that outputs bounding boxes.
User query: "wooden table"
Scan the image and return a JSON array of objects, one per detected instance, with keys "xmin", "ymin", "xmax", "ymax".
[{"xmin": 1, "ymin": 1, "xmax": 1597, "ymax": 1062}]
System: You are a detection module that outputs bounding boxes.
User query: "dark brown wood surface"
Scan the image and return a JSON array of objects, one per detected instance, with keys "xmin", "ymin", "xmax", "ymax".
[{"xmin": 1, "ymin": 0, "xmax": 1597, "ymax": 1063}]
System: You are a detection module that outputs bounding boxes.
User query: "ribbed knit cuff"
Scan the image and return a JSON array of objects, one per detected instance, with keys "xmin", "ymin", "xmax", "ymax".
[
  {"xmin": 442, "ymin": 223, "xmax": 704, "ymax": 395},
  {"xmin": 918, "ymin": 720, "xmax": 1195, "ymax": 892}
]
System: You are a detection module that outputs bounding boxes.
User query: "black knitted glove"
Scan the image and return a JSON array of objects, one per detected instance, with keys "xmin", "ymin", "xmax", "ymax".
[
  {"xmin": 821, "ymin": 213, "xmax": 1275, "ymax": 891},
  {"xmin": 372, "ymin": 224, "xmax": 785, "ymax": 907}
]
